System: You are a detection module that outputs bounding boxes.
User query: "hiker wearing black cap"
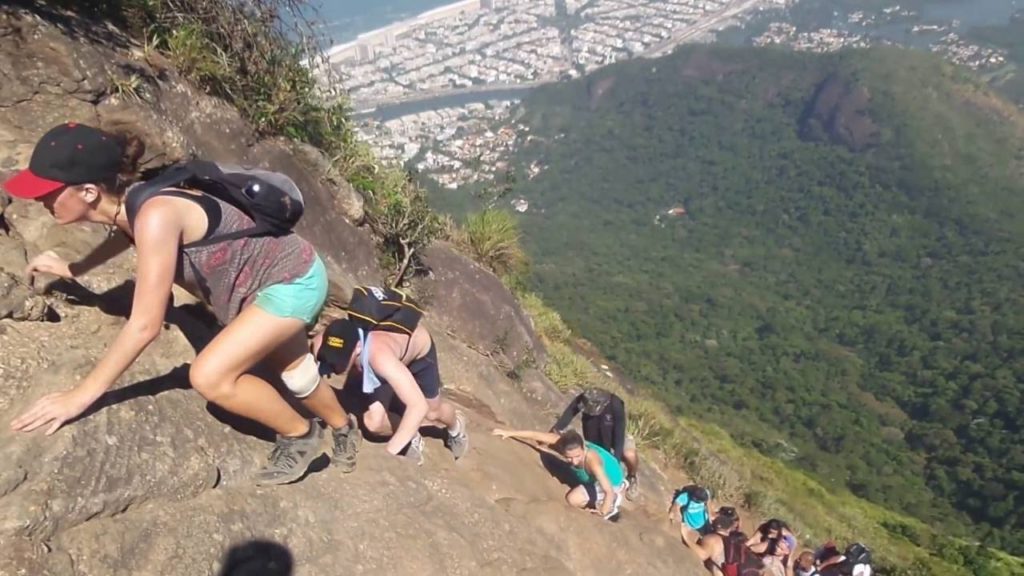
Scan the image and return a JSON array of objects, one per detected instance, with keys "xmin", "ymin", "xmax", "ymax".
[
  {"xmin": 4, "ymin": 121, "xmax": 360, "ymax": 486},
  {"xmin": 312, "ymin": 313, "xmax": 468, "ymax": 465},
  {"xmin": 552, "ymin": 387, "xmax": 641, "ymax": 499}
]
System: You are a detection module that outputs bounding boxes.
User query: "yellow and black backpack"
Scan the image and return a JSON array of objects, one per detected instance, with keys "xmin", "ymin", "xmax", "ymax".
[{"xmin": 345, "ymin": 285, "xmax": 425, "ymax": 336}]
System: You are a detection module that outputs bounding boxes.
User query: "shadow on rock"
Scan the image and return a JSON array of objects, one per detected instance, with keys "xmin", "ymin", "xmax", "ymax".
[
  {"xmin": 217, "ymin": 539, "xmax": 294, "ymax": 576},
  {"xmin": 205, "ymin": 403, "xmax": 277, "ymax": 444},
  {"xmin": 68, "ymin": 364, "xmax": 192, "ymax": 426},
  {"xmin": 539, "ymin": 451, "xmax": 580, "ymax": 488},
  {"xmin": 46, "ymin": 278, "xmax": 136, "ymax": 319},
  {"xmin": 48, "ymin": 279, "xmax": 221, "ymax": 353},
  {"xmin": 509, "ymin": 437, "xmax": 581, "ymax": 488},
  {"xmin": 9, "ymin": 0, "xmax": 137, "ymax": 51},
  {"xmin": 47, "ymin": 279, "xmax": 329, "ymax": 450}
]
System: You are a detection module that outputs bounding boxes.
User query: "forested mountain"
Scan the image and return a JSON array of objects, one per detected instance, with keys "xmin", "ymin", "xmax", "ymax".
[{"xmin": 508, "ymin": 44, "xmax": 1024, "ymax": 554}]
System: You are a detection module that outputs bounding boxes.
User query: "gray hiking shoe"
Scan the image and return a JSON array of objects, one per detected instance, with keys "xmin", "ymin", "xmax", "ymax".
[
  {"xmin": 625, "ymin": 475, "xmax": 639, "ymax": 501},
  {"xmin": 447, "ymin": 410, "xmax": 469, "ymax": 460},
  {"xmin": 254, "ymin": 420, "xmax": 324, "ymax": 486},
  {"xmin": 401, "ymin": 432, "xmax": 425, "ymax": 466},
  {"xmin": 331, "ymin": 414, "xmax": 362, "ymax": 473}
]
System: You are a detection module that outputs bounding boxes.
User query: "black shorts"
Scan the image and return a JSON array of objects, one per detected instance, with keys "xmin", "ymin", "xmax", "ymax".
[{"xmin": 367, "ymin": 341, "xmax": 442, "ymax": 410}]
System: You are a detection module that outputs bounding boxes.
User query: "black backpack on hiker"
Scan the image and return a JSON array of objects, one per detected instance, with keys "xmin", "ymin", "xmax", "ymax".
[
  {"xmin": 720, "ymin": 531, "xmax": 764, "ymax": 576},
  {"xmin": 669, "ymin": 484, "xmax": 712, "ymax": 531},
  {"xmin": 671, "ymin": 484, "xmax": 710, "ymax": 505},
  {"xmin": 346, "ymin": 285, "xmax": 424, "ymax": 336},
  {"xmin": 843, "ymin": 543, "xmax": 871, "ymax": 566},
  {"xmin": 828, "ymin": 542, "xmax": 871, "ymax": 576},
  {"xmin": 125, "ymin": 159, "xmax": 305, "ymax": 248}
]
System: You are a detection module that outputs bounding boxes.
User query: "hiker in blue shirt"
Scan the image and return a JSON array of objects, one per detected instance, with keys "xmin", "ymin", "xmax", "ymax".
[{"xmin": 669, "ymin": 484, "xmax": 717, "ymax": 549}]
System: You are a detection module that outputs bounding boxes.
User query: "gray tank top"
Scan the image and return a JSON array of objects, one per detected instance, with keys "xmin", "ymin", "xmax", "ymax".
[{"xmin": 125, "ymin": 184, "xmax": 317, "ymax": 325}]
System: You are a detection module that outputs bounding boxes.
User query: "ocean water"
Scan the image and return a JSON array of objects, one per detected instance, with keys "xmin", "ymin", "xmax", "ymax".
[
  {"xmin": 301, "ymin": 0, "xmax": 459, "ymax": 46},
  {"xmin": 855, "ymin": 0, "xmax": 1020, "ymax": 49}
]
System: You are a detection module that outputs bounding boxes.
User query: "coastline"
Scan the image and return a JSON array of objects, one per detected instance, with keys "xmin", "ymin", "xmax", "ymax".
[{"xmin": 326, "ymin": 0, "xmax": 486, "ymax": 60}]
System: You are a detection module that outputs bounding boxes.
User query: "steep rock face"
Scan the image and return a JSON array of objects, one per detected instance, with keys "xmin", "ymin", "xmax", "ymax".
[
  {"xmin": 0, "ymin": 5, "xmax": 701, "ymax": 576},
  {"xmin": 419, "ymin": 242, "xmax": 548, "ymax": 372}
]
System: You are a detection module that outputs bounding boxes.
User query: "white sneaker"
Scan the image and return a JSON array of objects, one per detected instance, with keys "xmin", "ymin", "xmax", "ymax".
[
  {"xmin": 447, "ymin": 410, "xmax": 469, "ymax": 460},
  {"xmin": 402, "ymin": 432, "xmax": 425, "ymax": 466}
]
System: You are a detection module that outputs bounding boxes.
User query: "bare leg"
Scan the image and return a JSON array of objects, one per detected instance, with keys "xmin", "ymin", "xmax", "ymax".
[
  {"xmin": 264, "ymin": 335, "xmax": 349, "ymax": 430},
  {"xmin": 424, "ymin": 395, "xmax": 457, "ymax": 429},
  {"xmin": 624, "ymin": 446, "xmax": 639, "ymax": 478},
  {"xmin": 680, "ymin": 525, "xmax": 700, "ymax": 549},
  {"xmin": 189, "ymin": 305, "xmax": 313, "ymax": 437},
  {"xmin": 565, "ymin": 485, "xmax": 591, "ymax": 509},
  {"xmin": 364, "ymin": 401, "xmax": 401, "ymax": 436}
]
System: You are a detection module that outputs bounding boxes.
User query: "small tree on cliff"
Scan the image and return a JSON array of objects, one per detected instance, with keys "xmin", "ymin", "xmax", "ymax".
[{"xmin": 361, "ymin": 167, "xmax": 444, "ymax": 287}]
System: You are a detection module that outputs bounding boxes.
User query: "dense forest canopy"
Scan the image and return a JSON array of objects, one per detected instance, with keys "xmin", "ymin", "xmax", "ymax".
[{"xmin": 507, "ymin": 44, "xmax": 1024, "ymax": 554}]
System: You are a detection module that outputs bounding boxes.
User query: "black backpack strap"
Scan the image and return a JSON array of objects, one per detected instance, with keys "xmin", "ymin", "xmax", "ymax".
[
  {"xmin": 127, "ymin": 160, "xmax": 277, "ymax": 249},
  {"xmin": 125, "ymin": 162, "xmax": 199, "ymax": 231},
  {"xmin": 180, "ymin": 160, "xmax": 295, "ymax": 248},
  {"xmin": 183, "ymin": 223, "xmax": 273, "ymax": 249}
]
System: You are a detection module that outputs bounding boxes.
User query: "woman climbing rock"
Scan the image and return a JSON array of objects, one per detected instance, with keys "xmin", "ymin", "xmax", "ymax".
[
  {"xmin": 3, "ymin": 121, "xmax": 360, "ymax": 486},
  {"xmin": 492, "ymin": 427, "xmax": 628, "ymax": 520}
]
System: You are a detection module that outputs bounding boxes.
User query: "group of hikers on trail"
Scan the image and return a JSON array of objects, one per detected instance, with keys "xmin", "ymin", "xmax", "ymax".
[
  {"xmin": 4, "ymin": 122, "xmax": 875, "ymax": 576},
  {"xmin": 665, "ymin": 484, "xmax": 874, "ymax": 576}
]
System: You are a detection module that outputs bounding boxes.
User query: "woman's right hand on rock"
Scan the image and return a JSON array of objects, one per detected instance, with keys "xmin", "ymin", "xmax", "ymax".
[
  {"xmin": 10, "ymin": 386, "xmax": 94, "ymax": 435},
  {"xmin": 24, "ymin": 250, "xmax": 73, "ymax": 286}
]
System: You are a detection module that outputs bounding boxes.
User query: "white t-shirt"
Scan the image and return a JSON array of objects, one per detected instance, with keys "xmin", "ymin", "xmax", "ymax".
[{"xmin": 852, "ymin": 565, "xmax": 872, "ymax": 576}]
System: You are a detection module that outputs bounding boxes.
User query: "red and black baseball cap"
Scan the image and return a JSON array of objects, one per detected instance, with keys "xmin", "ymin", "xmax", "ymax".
[
  {"xmin": 2, "ymin": 122, "xmax": 124, "ymax": 199},
  {"xmin": 316, "ymin": 318, "xmax": 361, "ymax": 377}
]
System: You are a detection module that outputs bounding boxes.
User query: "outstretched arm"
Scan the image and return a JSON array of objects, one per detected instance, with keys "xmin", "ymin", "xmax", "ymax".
[
  {"xmin": 492, "ymin": 428, "xmax": 561, "ymax": 446},
  {"xmin": 692, "ymin": 537, "xmax": 714, "ymax": 562},
  {"xmin": 371, "ymin": 350, "xmax": 429, "ymax": 456},
  {"xmin": 23, "ymin": 233, "xmax": 133, "ymax": 289},
  {"xmin": 668, "ymin": 500, "xmax": 681, "ymax": 523},
  {"xmin": 11, "ymin": 201, "xmax": 179, "ymax": 434},
  {"xmin": 552, "ymin": 393, "xmax": 584, "ymax": 432}
]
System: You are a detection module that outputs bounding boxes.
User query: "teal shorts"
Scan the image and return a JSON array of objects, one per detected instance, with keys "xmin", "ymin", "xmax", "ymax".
[{"xmin": 253, "ymin": 254, "xmax": 328, "ymax": 326}]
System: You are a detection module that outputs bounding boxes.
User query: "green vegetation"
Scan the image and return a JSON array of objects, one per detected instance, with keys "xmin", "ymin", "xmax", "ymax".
[
  {"xmin": 458, "ymin": 208, "xmax": 529, "ymax": 279},
  {"xmin": 360, "ymin": 169, "xmax": 444, "ymax": 284},
  {"xmin": 518, "ymin": 285, "xmax": 1024, "ymax": 576},
  {"xmin": 47, "ymin": 2, "xmax": 1024, "ymax": 572},
  {"xmin": 47, "ymin": 0, "xmax": 441, "ymax": 285},
  {"xmin": 508, "ymin": 43, "xmax": 1024, "ymax": 567}
]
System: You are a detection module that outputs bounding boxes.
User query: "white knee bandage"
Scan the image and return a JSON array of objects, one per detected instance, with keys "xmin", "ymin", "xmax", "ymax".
[{"xmin": 282, "ymin": 353, "xmax": 320, "ymax": 398}]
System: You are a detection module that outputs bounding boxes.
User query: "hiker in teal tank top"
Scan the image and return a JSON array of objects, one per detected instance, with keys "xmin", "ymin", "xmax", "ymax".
[
  {"xmin": 492, "ymin": 427, "xmax": 629, "ymax": 520},
  {"xmin": 573, "ymin": 441, "xmax": 625, "ymax": 487}
]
